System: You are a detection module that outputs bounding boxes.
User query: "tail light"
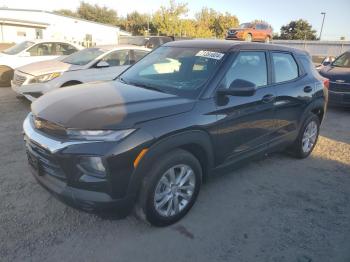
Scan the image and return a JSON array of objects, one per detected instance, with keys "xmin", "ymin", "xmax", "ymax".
[{"xmin": 323, "ymin": 78, "xmax": 329, "ymax": 89}]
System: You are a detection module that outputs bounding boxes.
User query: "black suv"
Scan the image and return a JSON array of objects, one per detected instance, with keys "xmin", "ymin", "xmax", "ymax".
[{"xmin": 23, "ymin": 40, "xmax": 328, "ymax": 226}]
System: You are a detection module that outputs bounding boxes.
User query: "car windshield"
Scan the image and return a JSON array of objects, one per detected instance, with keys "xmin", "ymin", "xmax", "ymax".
[
  {"xmin": 118, "ymin": 46, "xmax": 226, "ymax": 98},
  {"xmin": 239, "ymin": 23, "xmax": 252, "ymax": 29},
  {"xmin": 62, "ymin": 48, "xmax": 105, "ymax": 65},
  {"xmin": 1, "ymin": 41, "xmax": 34, "ymax": 55},
  {"xmin": 332, "ymin": 52, "xmax": 350, "ymax": 68}
]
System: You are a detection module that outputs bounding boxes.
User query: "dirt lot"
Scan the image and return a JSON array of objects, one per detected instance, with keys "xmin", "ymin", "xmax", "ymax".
[{"xmin": 0, "ymin": 87, "xmax": 349, "ymax": 262}]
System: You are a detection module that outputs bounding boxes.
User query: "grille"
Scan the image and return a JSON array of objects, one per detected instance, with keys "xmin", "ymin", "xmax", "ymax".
[
  {"xmin": 13, "ymin": 73, "xmax": 26, "ymax": 86},
  {"xmin": 228, "ymin": 30, "xmax": 237, "ymax": 35},
  {"xmin": 329, "ymin": 81, "xmax": 350, "ymax": 93},
  {"xmin": 26, "ymin": 139, "xmax": 66, "ymax": 181}
]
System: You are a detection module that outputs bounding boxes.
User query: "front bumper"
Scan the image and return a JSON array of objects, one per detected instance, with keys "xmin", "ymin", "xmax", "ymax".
[
  {"xmin": 328, "ymin": 90, "xmax": 350, "ymax": 107},
  {"xmin": 11, "ymin": 71, "xmax": 59, "ymax": 101},
  {"xmin": 23, "ymin": 114, "xmax": 137, "ymax": 213}
]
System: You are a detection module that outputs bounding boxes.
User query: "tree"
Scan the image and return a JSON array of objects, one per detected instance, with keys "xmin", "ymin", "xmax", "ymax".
[
  {"xmin": 55, "ymin": 2, "xmax": 118, "ymax": 25},
  {"xmin": 121, "ymin": 11, "xmax": 155, "ymax": 36},
  {"xmin": 279, "ymin": 19, "xmax": 317, "ymax": 40},
  {"xmin": 213, "ymin": 12, "xmax": 239, "ymax": 38},
  {"xmin": 152, "ymin": 0, "xmax": 189, "ymax": 36},
  {"xmin": 54, "ymin": 9, "xmax": 80, "ymax": 18},
  {"xmin": 77, "ymin": 2, "xmax": 118, "ymax": 25}
]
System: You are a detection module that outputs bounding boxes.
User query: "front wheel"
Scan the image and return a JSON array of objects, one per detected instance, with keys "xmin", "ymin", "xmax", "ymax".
[
  {"xmin": 0, "ymin": 66, "xmax": 14, "ymax": 87},
  {"xmin": 245, "ymin": 34, "xmax": 252, "ymax": 42},
  {"xmin": 291, "ymin": 114, "xmax": 320, "ymax": 158},
  {"xmin": 135, "ymin": 149, "xmax": 202, "ymax": 226}
]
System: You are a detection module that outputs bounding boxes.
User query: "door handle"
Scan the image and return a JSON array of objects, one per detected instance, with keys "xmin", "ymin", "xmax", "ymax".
[
  {"xmin": 304, "ymin": 86, "xmax": 313, "ymax": 93},
  {"xmin": 262, "ymin": 94, "xmax": 275, "ymax": 103}
]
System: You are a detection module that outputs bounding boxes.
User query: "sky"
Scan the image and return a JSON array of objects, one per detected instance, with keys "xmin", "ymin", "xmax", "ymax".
[{"xmin": 1, "ymin": 0, "xmax": 349, "ymax": 40}]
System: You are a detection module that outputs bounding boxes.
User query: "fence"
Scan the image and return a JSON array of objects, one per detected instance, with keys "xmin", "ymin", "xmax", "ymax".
[{"xmin": 271, "ymin": 40, "xmax": 350, "ymax": 58}]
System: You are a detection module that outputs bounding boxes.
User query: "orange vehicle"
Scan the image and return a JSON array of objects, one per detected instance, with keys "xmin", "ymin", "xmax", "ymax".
[{"xmin": 226, "ymin": 22, "xmax": 273, "ymax": 43}]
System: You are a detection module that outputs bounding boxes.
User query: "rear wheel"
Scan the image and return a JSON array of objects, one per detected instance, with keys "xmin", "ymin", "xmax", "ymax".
[
  {"xmin": 0, "ymin": 66, "xmax": 14, "ymax": 87},
  {"xmin": 135, "ymin": 149, "xmax": 202, "ymax": 226},
  {"xmin": 291, "ymin": 113, "xmax": 320, "ymax": 158},
  {"xmin": 245, "ymin": 33, "xmax": 252, "ymax": 42}
]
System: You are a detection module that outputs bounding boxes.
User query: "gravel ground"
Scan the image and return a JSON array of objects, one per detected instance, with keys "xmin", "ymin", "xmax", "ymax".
[{"xmin": 0, "ymin": 87, "xmax": 349, "ymax": 262}]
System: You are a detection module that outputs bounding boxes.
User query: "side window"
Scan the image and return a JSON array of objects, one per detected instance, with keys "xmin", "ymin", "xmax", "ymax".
[
  {"xmin": 222, "ymin": 51, "xmax": 268, "ymax": 89},
  {"xmin": 27, "ymin": 43, "xmax": 55, "ymax": 56},
  {"xmin": 133, "ymin": 50, "xmax": 148, "ymax": 63},
  {"xmin": 272, "ymin": 52, "xmax": 299, "ymax": 83},
  {"xmin": 102, "ymin": 50, "xmax": 130, "ymax": 67},
  {"xmin": 56, "ymin": 43, "xmax": 77, "ymax": 56}
]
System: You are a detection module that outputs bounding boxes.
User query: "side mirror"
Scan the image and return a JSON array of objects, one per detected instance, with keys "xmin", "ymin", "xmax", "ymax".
[
  {"xmin": 217, "ymin": 79, "xmax": 256, "ymax": 97},
  {"xmin": 20, "ymin": 51, "xmax": 31, "ymax": 57},
  {"xmin": 322, "ymin": 61, "xmax": 331, "ymax": 66},
  {"xmin": 96, "ymin": 61, "xmax": 110, "ymax": 68}
]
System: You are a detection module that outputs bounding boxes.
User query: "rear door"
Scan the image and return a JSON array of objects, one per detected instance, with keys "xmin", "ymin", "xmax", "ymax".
[
  {"xmin": 214, "ymin": 51, "xmax": 277, "ymax": 164},
  {"xmin": 270, "ymin": 51, "xmax": 314, "ymax": 146}
]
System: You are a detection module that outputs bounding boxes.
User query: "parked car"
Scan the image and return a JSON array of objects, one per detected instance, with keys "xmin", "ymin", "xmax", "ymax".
[
  {"xmin": 119, "ymin": 36, "xmax": 174, "ymax": 49},
  {"xmin": 23, "ymin": 40, "xmax": 327, "ymax": 226},
  {"xmin": 319, "ymin": 51, "xmax": 350, "ymax": 107},
  {"xmin": 12, "ymin": 45, "xmax": 150, "ymax": 101},
  {"xmin": 0, "ymin": 40, "xmax": 82, "ymax": 87},
  {"xmin": 226, "ymin": 22, "xmax": 273, "ymax": 43},
  {"xmin": 315, "ymin": 55, "xmax": 336, "ymax": 70}
]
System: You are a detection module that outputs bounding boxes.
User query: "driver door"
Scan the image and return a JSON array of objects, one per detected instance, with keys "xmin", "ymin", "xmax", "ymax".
[
  {"xmin": 214, "ymin": 51, "xmax": 277, "ymax": 164},
  {"xmin": 84, "ymin": 49, "xmax": 132, "ymax": 82}
]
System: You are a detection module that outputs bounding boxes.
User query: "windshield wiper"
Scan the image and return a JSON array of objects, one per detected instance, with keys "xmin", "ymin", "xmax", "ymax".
[{"xmin": 122, "ymin": 79, "xmax": 164, "ymax": 93}]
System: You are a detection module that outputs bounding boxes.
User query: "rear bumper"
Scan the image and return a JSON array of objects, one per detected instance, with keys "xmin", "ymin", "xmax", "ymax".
[{"xmin": 328, "ymin": 90, "xmax": 350, "ymax": 107}]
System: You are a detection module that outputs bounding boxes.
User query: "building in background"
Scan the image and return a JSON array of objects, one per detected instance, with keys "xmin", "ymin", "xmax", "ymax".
[{"xmin": 0, "ymin": 8, "xmax": 131, "ymax": 46}]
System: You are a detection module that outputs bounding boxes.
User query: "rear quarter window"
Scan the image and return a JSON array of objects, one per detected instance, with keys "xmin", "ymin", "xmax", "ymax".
[
  {"xmin": 298, "ymin": 55, "xmax": 320, "ymax": 78},
  {"xmin": 272, "ymin": 52, "xmax": 299, "ymax": 83}
]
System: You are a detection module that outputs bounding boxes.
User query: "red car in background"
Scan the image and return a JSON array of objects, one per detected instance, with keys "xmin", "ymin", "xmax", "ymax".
[{"xmin": 226, "ymin": 22, "xmax": 273, "ymax": 43}]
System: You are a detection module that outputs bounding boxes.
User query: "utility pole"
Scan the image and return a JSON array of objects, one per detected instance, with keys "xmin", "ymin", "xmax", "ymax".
[{"xmin": 319, "ymin": 12, "xmax": 326, "ymax": 40}]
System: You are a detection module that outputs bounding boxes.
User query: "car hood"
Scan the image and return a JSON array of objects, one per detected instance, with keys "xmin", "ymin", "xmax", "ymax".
[
  {"xmin": 31, "ymin": 80, "xmax": 195, "ymax": 130},
  {"xmin": 319, "ymin": 66, "xmax": 350, "ymax": 83},
  {"xmin": 17, "ymin": 59, "xmax": 84, "ymax": 76}
]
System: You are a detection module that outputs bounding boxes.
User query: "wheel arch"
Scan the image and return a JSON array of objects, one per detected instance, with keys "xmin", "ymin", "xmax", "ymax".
[
  {"xmin": 60, "ymin": 80, "xmax": 82, "ymax": 87},
  {"xmin": 129, "ymin": 130, "xmax": 215, "ymax": 197},
  {"xmin": 301, "ymin": 98, "xmax": 326, "ymax": 126}
]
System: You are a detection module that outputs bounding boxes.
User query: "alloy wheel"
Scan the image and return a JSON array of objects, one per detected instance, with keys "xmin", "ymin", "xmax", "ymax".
[
  {"xmin": 154, "ymin": 164, "xmax": 196, "ymax": 217},
  {"xmin": 302, "ymin": 120, "xmax": 318, "ymax": 153}
]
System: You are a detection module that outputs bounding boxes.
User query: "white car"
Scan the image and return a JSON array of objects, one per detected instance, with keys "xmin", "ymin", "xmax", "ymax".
[
  {"xmin": 0, "ymin": 40, "xmax": 82, "ymax": 86},
  {"xmin": 11, "ymin": 45, "xmax": 150, "ymax": 101}
]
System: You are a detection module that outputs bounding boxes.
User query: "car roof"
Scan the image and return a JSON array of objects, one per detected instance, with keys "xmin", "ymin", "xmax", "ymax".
[
  {"xmin": 25, "ymin": 39, "xmax": 83, "ymax": 49},
  {"xmin": 163, "ymin": 40, "xmax": 308, "ymax": 55},
  {"xmin": 93, "ymin": 44, "xmax": 151, "ymax": 52}
]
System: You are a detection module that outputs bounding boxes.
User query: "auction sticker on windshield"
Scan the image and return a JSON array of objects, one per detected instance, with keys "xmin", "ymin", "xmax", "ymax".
[{"xmin": 195, "ymin": 50, "xmax": 224, "ymax": 60}]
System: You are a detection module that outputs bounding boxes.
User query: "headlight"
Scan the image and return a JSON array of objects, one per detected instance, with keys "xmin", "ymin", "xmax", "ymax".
[
  {"xmin": 66, "ymin": 129, "xmax": 135, "ymax": 141},
  {"xmin": 29, "ymin": 72, "xmax": 61, "ymax": 84}
]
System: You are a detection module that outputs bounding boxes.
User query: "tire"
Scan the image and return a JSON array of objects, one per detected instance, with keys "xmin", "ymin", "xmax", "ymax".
[
  {"xmin": 135, "ymin": 149, "xmax": 202, "ymax": 226},
  {"xmin": 291, "ymin": 113, "xmax": 320, "ymax": 159},
  {"xmin": 0, "ymin": 66, "xmax": 14, "ymax": 87},
  {"xmin": 265, "ymin": 36, "xmax": 271, "ymax": 43},
  {"xmin": 245, "ymin": 33, "xmax": 252, "ymax": 42}
]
